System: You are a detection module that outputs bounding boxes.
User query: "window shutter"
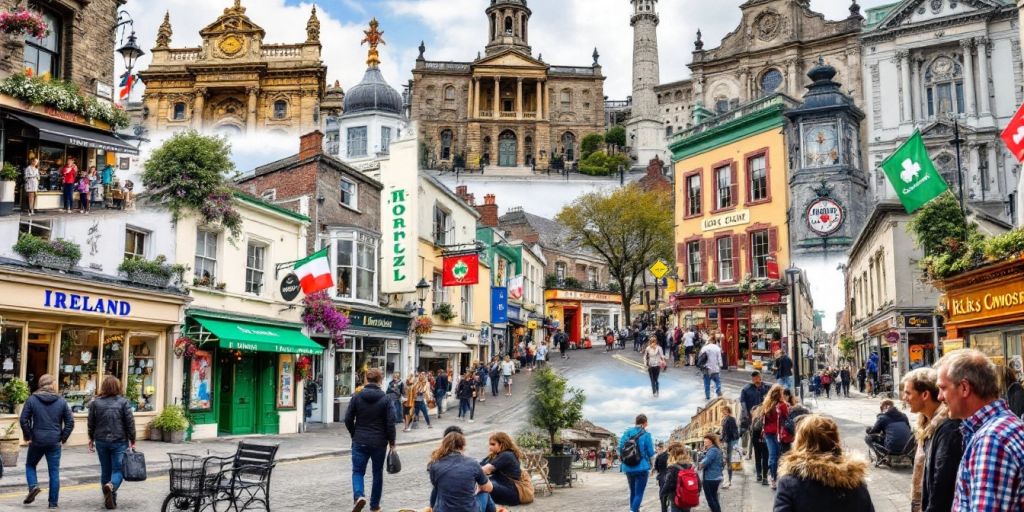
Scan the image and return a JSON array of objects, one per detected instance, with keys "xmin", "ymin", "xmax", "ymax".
[
  {"xmin": 744, "ymin": 158, "xmax": 752, "ymax": 204},
  {"xmin": 732, "ymin": 234, "xmax": 742, "ymax": 281},
  {"xmin": 730, "ymin": 162, "xmax": 739, "ymax": 207},
  {"xmin": 742, "ymin": 233, "xmax": 752, "ymax": 279},
  {"xmin": 677, "ymin": 242, "xmax": 687, "ymax": 280},
  {"xmin": 768, "ymin": 227, "xmax": 779, "ymax": 256}
]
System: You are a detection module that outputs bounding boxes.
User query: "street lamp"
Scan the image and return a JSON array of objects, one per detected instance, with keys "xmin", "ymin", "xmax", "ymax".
[
  {"xmin": 416, "ymin": 278, "xmax": 431, "ymax": 315},
  {"xmin": 113, "ymin": 11, "xmax": 144, "ymax": 102}
]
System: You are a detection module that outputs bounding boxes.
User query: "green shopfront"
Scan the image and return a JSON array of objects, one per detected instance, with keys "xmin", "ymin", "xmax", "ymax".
[{"xmin": 183, "ymin": 309, "xmax": 322, "ymax": 438}]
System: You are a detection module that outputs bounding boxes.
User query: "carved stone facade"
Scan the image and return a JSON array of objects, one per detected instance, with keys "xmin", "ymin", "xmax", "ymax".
[
  {"xmin": 409, "ymin": 0, "xmax": 605, "ymax": 171},
  {"xmin": 139, "ymin": 1, "xmax": 326, "ymax": 137},
  {"xmin": 861, "ymin": 0, "xmax": 1021, "ymax": 222},
  {"xmin": 655, "ymin": 1, "xmax": 864, "ymax": 152}
]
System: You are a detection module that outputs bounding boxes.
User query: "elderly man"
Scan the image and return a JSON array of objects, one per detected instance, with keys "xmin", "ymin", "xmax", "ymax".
[
  {"xmin": 901, "ymin": 367, "xmax": 961, "ymax": 512},
  {"xmin": 936, "ymin": 349, "xmax": 1024, "ymax": 511}
]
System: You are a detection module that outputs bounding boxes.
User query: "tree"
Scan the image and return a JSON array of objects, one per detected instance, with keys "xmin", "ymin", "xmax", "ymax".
[
  {"xmin": 556, "ymin": 184, "xmax": 674, "ymax": 325},
  {"xmin": 838, "ymin": 336, "xmax": 856, "ymax": 362},
  {"xmin": 581, "ymin": 133, "xmax": 604, "ymax": 160},
  {"xmin": 529, "ymin": 368, "xmax": 586, "ymax": 451},
  {"xmin": 605, "ymin": 125, "xmax": 626, "ymax": 153}
]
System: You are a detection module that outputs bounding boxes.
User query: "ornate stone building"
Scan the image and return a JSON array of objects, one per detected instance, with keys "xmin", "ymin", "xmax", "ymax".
[
  {"xmin": 861, "ymin": 0, "xmax": 1021, "ymax": 222},
  {"xmin": 409, "ymin": 0, "xmax": 606, "ymax": 172},
  {"xmin": 655, "ymin": 0, "xmax": 864, "ymax": 146},
  {"xmin": 138, "ymin": 1, "xmax": 326, "ymax": 137},
  {"xmin": 627, "ymin": 0, "xmax": 666, "ymax": 168}
]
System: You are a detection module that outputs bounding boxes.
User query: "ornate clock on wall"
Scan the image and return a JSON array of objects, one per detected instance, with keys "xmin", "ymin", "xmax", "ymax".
[
  {"xmin": 802, "ymin": 122, "xmax": 839, "ymax": 168},
  {"xmin": 218, "ymin": 35, "xmax": 244, "ymax": 57}
]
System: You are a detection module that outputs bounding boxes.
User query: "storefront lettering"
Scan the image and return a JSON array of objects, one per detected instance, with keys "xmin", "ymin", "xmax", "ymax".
[
  {"xmin": 43, "ymin": 289, "xmax": 131, "ymax": 316},
  {"xmin": 229, "ymin": 342, "xmax": 260, "ymax": 351},
  {"xmin": 236, "ymin": 326, "xmax": 279, "ymax": 337},
  {"xmin": 952, "ymin": 290, "xmax": 1024, "ymax": 316},
  {"xmin": 390, "ymin": 190, "xmax": 408, "ymax": 283},
  {"xmin": 364, "ymin": 317, "xmax": 394, "ymax": 329},
  {"xmin": 701, "ymin": 209, "xmax": 751, "ymax": 232}
]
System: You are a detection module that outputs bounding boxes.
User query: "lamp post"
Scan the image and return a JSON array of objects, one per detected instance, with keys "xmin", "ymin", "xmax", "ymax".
[
  {"xmin": 948, "ymin": 118, "xmax": 968, "ymax": 220},
  {"xmin": 416, "ymin": 278, "xmax": 431, "ymax": 316},
  {"xmin": 785, "ymin": 267, "xmax": 803, "ymax": 401},
  {"xmin": 114, "ymin": 11, "xmax": 144, "ymax": 102}
]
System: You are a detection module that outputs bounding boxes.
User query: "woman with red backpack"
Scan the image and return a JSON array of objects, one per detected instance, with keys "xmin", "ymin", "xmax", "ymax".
[
  {"xmin": 760, "ymin": 384, "xmax": 791, "ymax": 490},
  {"xmin": 661, "ymin": 443, "xmax": 700, "ymax": 512},
  {"xmin": 821, "ymin": 370, "xmax": 833, "ymax": 398}
]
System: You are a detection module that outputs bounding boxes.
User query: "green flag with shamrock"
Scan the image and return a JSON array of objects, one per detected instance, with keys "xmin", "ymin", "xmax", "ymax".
[{"xmin": 880, "ymin": 130, "xmax": 949, "ymax": 213}]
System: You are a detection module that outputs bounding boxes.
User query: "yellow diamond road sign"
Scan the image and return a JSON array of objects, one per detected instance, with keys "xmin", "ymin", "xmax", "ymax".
[{"xmin": 649, "ymin": 260, "xmax": 669, "ymax": 280}]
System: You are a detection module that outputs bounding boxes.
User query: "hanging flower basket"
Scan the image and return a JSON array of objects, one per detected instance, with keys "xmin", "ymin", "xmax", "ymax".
[
  {"xmin": 413, "ymin": 316, "xmax": 434, "ymax": 335},
  {"xmin": 0, "ymin": 6, "xmax": 49, "ymax": 40},
  {"xmin": 301, "ymin": 291, "xmax": 350, "ymax": 348},
  {"xmin": 296, "ymin": 356, "xmax": 312, "ymax": 381},
  {"xmin": 173, "ymin": 337, "xmax": 197, "ymax": 359}
]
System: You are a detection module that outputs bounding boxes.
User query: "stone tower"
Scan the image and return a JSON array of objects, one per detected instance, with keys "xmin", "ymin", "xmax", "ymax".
[
  {"xmin": 485, "ymin": 0, "xmax": 532, "ymax": 56},
  {"xmin": 627, "ymin": 0, "xmax": 664, "ymax": 170}
]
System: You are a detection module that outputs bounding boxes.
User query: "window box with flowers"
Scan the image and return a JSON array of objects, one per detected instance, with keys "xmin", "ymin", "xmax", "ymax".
[
  {"xmin": 118, "ymin": 255, "xmax": 188, "ymax": 289},
  {"xmin": 301, "ymin": 291, "xmax": 350, "ymax": 347},
  {"xmin": 0, "ymin": 73, "xmax": 130, "ymax": 129},
  {"xmin": 0, "ymin": 5, "xmax": 48, "ymax": 39},
  {"xmin": 433, "ymin": 302, "xmax": 457, "ymax": 322},
  {"xmin": 13, "ymin": 232, "xmax": 80, "ymax": 271}
]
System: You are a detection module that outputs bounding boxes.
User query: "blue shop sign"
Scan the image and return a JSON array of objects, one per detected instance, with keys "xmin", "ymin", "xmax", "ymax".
[
  {"xmin": 491, "ymin": 287, "xmax": 508, "ymax": 324},
  {"xmin": 508, "ymin": 304, "xmax": 522, "ymax": 321},
  {"xmin": 43, "ymin": 289, "xmax": 132, "ymax": 317}
]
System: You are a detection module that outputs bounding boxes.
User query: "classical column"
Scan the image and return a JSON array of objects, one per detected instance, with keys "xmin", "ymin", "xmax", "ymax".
[
  {"xmin": 493, "ymin": 76, "xmax": 500, "ymax": 117},
  {"xmin": 910, "ymin": 55, "xmax": 922, "ymax": 122},
  {"xmin": 738, "ymin": 67, "xmax": 749, "ymax": 101},
  {"xmin": 246, "ymin": 86, "xmax": 258, "ymax": 135},
  {"xmin": 785, "ymin": 59, "xmax": 797, "ymax": 97},
  {"xmin": 474, "ymin": 78, "xmax": 481, "ymax": 119},
  {"xmin": 961, "ymin": 39, "xmax": 977, "ymax": 117},
  {"xmin": 535, "ymin": 80, "xmax": 542, "ymax": 117},
  {"xmin": 192, "ymin": 88, "xmax": 207, "ymax": 131},
  {"xmin": 897, "ymin": 51, "xmax": 912, "ymax": 123},
  {"xmin": 541, "ymin": 81, "xmax": 547, "ymax": 120},
  {"xmin": 467, "ymin": 78, "xmax": 474, "ymax": 118},
  {"xmin": 986, "ymin": 144, "xmax": 1000, "ymax": 194},
  {"xmin": 976, "ymin": 37, "xmax": 991, "ymax": 115},
  {"xmin": 516, "ymin": 78, "xmax": 523, "ymax": 119}
]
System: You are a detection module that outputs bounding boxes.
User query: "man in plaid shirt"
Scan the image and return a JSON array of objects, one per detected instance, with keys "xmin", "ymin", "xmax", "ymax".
[{"xmin": 936, "ymin": 349, "xmax": 1024, "ymax": 511}]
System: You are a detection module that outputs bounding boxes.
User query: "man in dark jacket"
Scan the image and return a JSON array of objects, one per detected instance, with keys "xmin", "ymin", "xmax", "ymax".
[
  {"xmin": 488, "ymin": 357, "xmax": 501, "ymax": 397},
  {"xmin": 19, "ymin": 374, "xmax": 74, "ymax": 508},
  {"xmin": 857, "ymin": 366, "xmax": 867, "ymax": 394},
  {"xmin": 864, "ymin": 399, "xmax": 912, "ymax": 463},
  {"xmin": 432, "ymin": 369, "xmax": 449, "ymax": 419},
  {"xmin": 774, "ymin": 350, "xmax": 794, "ymax": 390},
  {"xmin": 343, "ymin": 368, "xmax": 396, "ymax": 512},
  {"xmin": 739, "ymin": 371, "xmax": 769, "ymax": 484}
]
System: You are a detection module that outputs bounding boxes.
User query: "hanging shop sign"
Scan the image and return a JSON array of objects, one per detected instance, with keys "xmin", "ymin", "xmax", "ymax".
[
  {"xmin": 443, "ymin": 253, "xmax": 480, "ymax": 286},
  {"xmin": 508, "ymin": 275, "xmax": 524, "ymax": 300},
  {"xmin": 491, "ymin": 287, "xmax": 508, "ymax": 324},
  {"xmin": 380, "ymin": 144, "xmax": 419, "ymax": 293},
  {"xmin": 885, "ymin": 330, "xmax": 901, "ymax": 344},
  {"xmin": 43, "ymin": 289, "xmax": 131, "ymax": 317},
  {"xmin": 280, "ymin": 273, "xmax": 301, "ymax": 302},
  {"xmin": 806, "ymin": 198, "xmax": 844, "ymax": 236},
  {"xmin": 903, "ymin": 315, "xmax": 936, "ymax": 329},
  {"xmin": 342, "ymin": 310, "xmax": 411, "ymax": 334}
]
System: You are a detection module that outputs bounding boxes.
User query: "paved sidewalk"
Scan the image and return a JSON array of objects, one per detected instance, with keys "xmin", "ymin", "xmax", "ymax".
[{"xmin": 0, "ymin": 369, "xmax": 537, "ymax": 492}]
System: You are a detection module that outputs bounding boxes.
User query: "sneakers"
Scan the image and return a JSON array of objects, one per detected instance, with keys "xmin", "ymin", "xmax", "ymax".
[
  {"xmin": 468, "ymin": 419, "xmax": 475, "ymax": 423},
  {"xmin": 352, "ymin": 496, "xmax": 368, "ymax": 512},
  {"xmin": 761, "ymin": 478, "xmax": 768, "ymax": 486},
  {"xmin": 722, "ymin": 480, "xmax": 731, "ymax": 489},
  {"xmin": 25, "ymin": 487, "xmax": 41, "ymax": 504},
  {"xmin": 103, "ymin": 483, "xmax": 115, "ymax": 509}
]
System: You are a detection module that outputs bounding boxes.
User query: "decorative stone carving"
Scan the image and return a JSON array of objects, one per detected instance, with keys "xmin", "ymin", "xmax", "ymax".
[
  {"xmin": 754, "ymin": 10, "xmax": 783, "ymax": 42},
  {"xmin": 156, "ymin": 12, "xmax": 172, "ymax": 49},
  {"xmin": 306, "ymin": 6, "xmax": 320, "ymax": 44},
  {"xmin": 930, "ymin": 0, "xmax": 943, "ymax": 14}
]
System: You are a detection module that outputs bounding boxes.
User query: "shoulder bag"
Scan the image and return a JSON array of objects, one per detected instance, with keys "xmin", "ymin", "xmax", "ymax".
[
  {"xmin": 504, "ymin": 467, "xmax": 535, "ymax": 504},
  {"xmin": 122, "ymin": 448, "xmax": 147, "ymax": 482}
]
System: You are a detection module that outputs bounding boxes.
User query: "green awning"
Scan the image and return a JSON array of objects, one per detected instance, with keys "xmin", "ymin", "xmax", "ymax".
[{"xmin": 193, "ymin": 317, "xmax": 322, "ymax": 355}]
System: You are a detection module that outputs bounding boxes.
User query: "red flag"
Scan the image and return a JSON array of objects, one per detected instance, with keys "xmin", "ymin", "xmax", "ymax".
[
  {"xmin": 1000, "ymin": 101, "xmax": 1024, "ymax": 162},
  {"xmin": 442, "ymin": 254, "xmax": 480, "ymax": 286}
]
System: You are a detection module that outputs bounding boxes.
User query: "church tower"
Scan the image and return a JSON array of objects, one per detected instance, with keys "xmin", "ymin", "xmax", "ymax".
[
  {"xmin": 627, "ymin": 0, "xmax": 664, "ymax": 169},
  {"xmin": 485, "ymin": 0, "xmax": 532, "ymax": 56}
]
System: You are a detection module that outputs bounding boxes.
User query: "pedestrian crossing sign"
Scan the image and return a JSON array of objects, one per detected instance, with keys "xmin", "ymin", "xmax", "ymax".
[{"xmin": 649, "ymin": 260, "xmax": 669, "ymax": 279}]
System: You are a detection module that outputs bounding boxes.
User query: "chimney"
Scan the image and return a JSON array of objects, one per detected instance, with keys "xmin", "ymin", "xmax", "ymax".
[
  {"xmin": 455, "ymin": 185, "xmax": 476, "ymax": 206},
  {"xmin": 476, "ymin": 193, "xmax": 499, "ymax": 228},
  {"xmin": 299, "ymin": 131, "xmax": 324, "ymax": 160}
]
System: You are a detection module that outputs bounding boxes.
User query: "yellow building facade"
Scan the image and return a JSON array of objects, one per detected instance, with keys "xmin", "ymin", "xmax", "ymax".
[{"xmin": 669, "ymin": 95, "xmax": 797, "ymax": 368}]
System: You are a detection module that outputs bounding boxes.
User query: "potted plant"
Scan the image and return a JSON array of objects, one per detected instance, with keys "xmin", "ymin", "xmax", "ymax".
[
  {"xmin": 0, "ymin": 377, "xmax": 29, "ymax": 414},
  {"xmin": 0, "ymin": 162, "xmax": 17, "ymax": 216},
  {"xmin": 0, "ymin": 422, "xmax": 20, "ymax": 467},
  {"xmin": 157, "ymin": 404, "xmax": 188, "ymax": 443},
  {"xmin": 13, "ymin": 233, "xmax": 81, "ymax": 271},
  {"xmin": 125, "ymin": 375, "xmax": 141, "ymax": 412},
  {"xmin": 0, "ymin": 5, "xmax": 49, "ymax": 39},
  {"xmin": 148, "ymin": 415, "xmax": 163, "ymax": 442},
  {"xmin": 433, "ymin": 302, "xmax": 457, "ymax": 322},
  {"xmin": 118, "ymin": 255, "xmax": 185, "ymax": 288},
  {"xmin": 529, "ymin": 368, "xmax": 585, "ymax": 486}
]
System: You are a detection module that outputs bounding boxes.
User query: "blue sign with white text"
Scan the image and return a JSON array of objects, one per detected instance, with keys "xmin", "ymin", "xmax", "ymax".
[{"xmin": 491, "ymin": 287, "xmax": 508, "ymax": 324}]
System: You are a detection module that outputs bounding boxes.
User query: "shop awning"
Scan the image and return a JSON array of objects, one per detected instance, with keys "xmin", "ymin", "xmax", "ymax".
[
  {"xmin": 8, "ymin": 113, "xmax": 140, "ymax": 155},
  {"xmin": 193, "ymin": 316, "xmax": 323, "ymax": 355},
  {"xmin": 420, "ymin": 339, "xmax": 472, "ymax": 354}
]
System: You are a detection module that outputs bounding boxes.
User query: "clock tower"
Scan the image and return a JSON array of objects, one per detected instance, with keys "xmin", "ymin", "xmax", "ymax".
[{"xmin": 784, "ymin": 59, "xmax": 868, "ymax": 259}]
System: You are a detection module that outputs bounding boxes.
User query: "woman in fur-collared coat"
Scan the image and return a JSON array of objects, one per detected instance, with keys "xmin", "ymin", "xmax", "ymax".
[{"xmin": 773, "ymin": 414, "xmax": 875, "ymax": 512}]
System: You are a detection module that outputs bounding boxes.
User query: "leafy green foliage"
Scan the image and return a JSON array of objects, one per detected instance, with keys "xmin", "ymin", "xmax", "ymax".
[
  {"xmin": 433, "ymin": 302, "xmax": 457, "ymax": 322},
  {"xmin": 118, "ymin": 254, "xmax": 187, "ymax": 279},
  {"xmin": 125, "ymin": 375, "xmax": 141, "ymax": 406},
  {"xmin": 605, "ymin": 125, "xmax": 626, "ymax": 149},
  {"xmin": 515, "ymin": 429, "xmax": 552, "ymax": 453},
  {"xmin": 581, "ymin": 133, "xmax": 604, "ymax": 160},
  {"xmin": 152, "ymin": 404, "xmax": 188, "ymax": 432},
  {"xmin": 529, "ymin": 368, "xmax": 586, "ymax": 451},
  {"xmin": 981, "ymin": 229, "xmax": 1024, "ymax": 261},
  {"xmin": 557, "ymin": 185, "xmax": 674, "ymax": 325},
  {"xmin": 838, "ymin": 336, "xmax": 856, "ymax": 361},
  {"xmin": 13, "ymin": 232, "xmax": 81, "ymax": 261},
  {"xmin": 0, "ymin": 378, "xmax": 30, "ymax": 408},
  {"xmin": 908, "ymin": 193, "xmax": 974, "ymax": 258},
  {"xmin": 0, "ymin": 162, "xmax": 17, "ymax": 181},
  {"xmin": 580, "ymin": 151, "xmax": 630, "ymax": 176}
]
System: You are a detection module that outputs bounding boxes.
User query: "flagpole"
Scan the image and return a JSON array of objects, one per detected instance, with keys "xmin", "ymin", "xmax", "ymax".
[{"xmin": 950, "ymin": 119, "xmax": 967, "ymax": 219}]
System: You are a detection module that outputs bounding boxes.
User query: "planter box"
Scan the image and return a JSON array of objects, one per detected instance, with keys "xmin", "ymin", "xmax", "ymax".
[
  {"xmin": 0, "ymin": 181, "xmax": 14, "ymax": 216},
  {"xmin": 149, "ymin": 427, "xmax": 163, "ymax": 442},
  {"xmin": 128, "ymin": 270, "xmax": 171, "ymax": 288},
  {"xmin": 27, "ymin": 252, "xmax": 78, "ymax": 272},
  {"xmin": 163, "ymin": 430, "xmax": 185, "ymax": 443},
  {"xmin": 0, "ymin": 437, "xmax": 20, "ymax": 467}
]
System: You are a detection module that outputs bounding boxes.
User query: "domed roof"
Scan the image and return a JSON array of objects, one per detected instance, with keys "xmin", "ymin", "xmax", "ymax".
[{"xmin": 342, "ymin": 68, "xmax": 402, "ymax": 116}]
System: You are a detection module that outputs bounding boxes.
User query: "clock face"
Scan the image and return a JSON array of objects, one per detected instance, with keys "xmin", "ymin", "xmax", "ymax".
[
  {"xmin": 219, "ymin": 35, "xmax": 243, "ymax": 56},
  {"xmin": 803, "ymin": 122, "xmax": 839, "ymax": 168}
]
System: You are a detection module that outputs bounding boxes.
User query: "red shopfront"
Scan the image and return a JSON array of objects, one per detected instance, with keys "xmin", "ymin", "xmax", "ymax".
[{"xmin": 673, "ymin": 289, "xmax": 786, "ymax": 368}]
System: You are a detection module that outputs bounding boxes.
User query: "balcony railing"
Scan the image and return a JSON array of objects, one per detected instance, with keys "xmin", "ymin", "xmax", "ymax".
[
  {"xmin": 479, "ymin": 110, "xmax": 494, "ymax": 118},
  {"xmin": 261, "ymin": 45, "xmax": 303, "ymax": 58},
  {"xmin": 523, "ymin": 111, "xmax": 537, "ymax": 119},
  {"xmin": 499, "ymin": 111, "xmax": 517, "ymax": 119},
  {"xmin": 168, "ymin": 49, "xmax": 200, "ymax": 61},
  {"xmin": 549, "ymin": 66, "xmax": 596, "ymax": 76}
]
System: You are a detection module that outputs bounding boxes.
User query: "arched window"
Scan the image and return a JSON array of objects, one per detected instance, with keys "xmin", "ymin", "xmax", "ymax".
[
  {"xmin": 504, "ymin": 17, "xmax": 513, "ymax": 35},
  {"xmin": 440, "ymin": 129, "xmax": 453, "ymax": 160},
  {"xmin": 760, "ymin": 69, "xmax": 783, "ymax": 95},
  {"xmin": 714, "ymin": 96, "xmax": 731, "ymax": 114},
  {"xmin": 925, "ymin": 56, "xmax": 965, "ymax": 118},
  {"xmin": 444, "ymin": 85, "xmax": 456, "ymax": 108},
  {"xmin": 674, "ymin": 90, "xmax": 683, "ymax": 101},
  {"xmin": 490, "ymin": 13, "xmax": 496, "ymax": 40},
  {"xmin": 172, "ymin": 103, "xmax": 186, "ymax": 120},
  {"xmin": 273, "ymin": 100, "xmax": 288, "ymax": 119}
]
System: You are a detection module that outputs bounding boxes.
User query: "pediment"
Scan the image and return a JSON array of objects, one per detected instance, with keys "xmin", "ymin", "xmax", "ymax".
[
  {"xmin": 199, "ymin": 9, "xmax": 265, "ymax": 38},
  {"xmin": 874, "ymin": 0, "xmax": 1003, "ymax": 31},
  {"xmin": 919, "ymin": 119, "xmax": 977, "ymax": 139},
  {"xmin": 474, "ymin": 50, "xmax": 547, "ymax": 71}
]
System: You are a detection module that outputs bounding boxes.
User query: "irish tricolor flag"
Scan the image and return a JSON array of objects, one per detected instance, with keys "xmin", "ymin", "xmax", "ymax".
[{"xmin": 294, "ymin": 247, "xmax": 334, "ymax": 294}]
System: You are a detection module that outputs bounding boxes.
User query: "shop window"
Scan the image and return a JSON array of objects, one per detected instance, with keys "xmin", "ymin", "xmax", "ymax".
[
  {"xmin": 747, "ymin": 154, "xmax": 768, "ymax": 202},
  {"xmin": 273, "ymin": 100, "xmax": 288, "ymax": 119},
  {"xmin": 102, "ymin": 331, "xmax": 124, "ymax": 381},
  {"xmin": 333, "ymin": 232, "xmax": 378, "ymax": 303},
  {"xmin": 336, "ymin": 350, "xmax": 355, "ymax": 397},
  {"xmin": 340, "ymin": 178, "xmax": 357, "ymax": 209},
  {"xmin": 59, "ymin": 327, "xmax": 99, "ymax": 412},
  {"xmin": 347, "ymin": 126, "xmax": 368, "ymax": 158},
  {"xmin": 433, "ymin": 205, "xmax": 452, "ymax": 245},
  {"xmin": 19, "ymin": 219, "xmax": 51, "ymax": 239},
  {"xmin": 686, "ymin": 241, "xmax": 701, "ymax": 284},
  {"xmin": 751, "ymin": 230, "xmax": 770, "ymax": 279},
  {"xmin": 128, "ymin": 334, "xmax": 157, "ymax": 412},
  {"xmin": 461, "ymin": 285, "xmax": 472, "ymax": 322},
  {"xmin": 124, "ymin": 227, "xmax": 148, "ymax": 260},
  {"xmin": 245, "ymin": 242, "xmax": 266, "ymax": 295},
  {"xmin": 717, "ymin": 237, "xmax": 734, "ymax": 283},
  {"xmin": 686, "ymin": 173, "xmax": 702, "ymax": 216},
  {"xmin": 0, "ymin": 326, "xmax": 23, "ymax": 414},
  {"xmin": 23, "ymin": 7, "xmax": 61, "ymax": 80},
  {"xmin": 172, "ymin": 103, "xmax": 187, "ymax": 121},
  {"xmin": 195, "ymin": 229, "xmax": 218, "ymax": 284},
  {"xmin": 715, "ymin": 165, "xmax": 733, "ymax": 210},
  {"xmin": 381, "ymin": 126, "xmax": 392, "ymax": 155}
]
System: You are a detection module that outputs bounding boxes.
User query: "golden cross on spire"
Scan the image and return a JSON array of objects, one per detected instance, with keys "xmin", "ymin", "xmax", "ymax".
[{"xmin": 362, "ymin": 18, "xmax": 386, "ymax": 68}]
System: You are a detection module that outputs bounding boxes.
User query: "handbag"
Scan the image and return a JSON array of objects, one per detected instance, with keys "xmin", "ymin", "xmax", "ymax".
[
  {"xmin": 386, "ymin": 447, "xmax": 402, "ymax": 474},
  {"xmin": 506, "ymin": 469, "xmax": 534, "ymax": 504},
  {"xmin": 122, "ymin": 448, "xmax": 147, "ymax": 482}
]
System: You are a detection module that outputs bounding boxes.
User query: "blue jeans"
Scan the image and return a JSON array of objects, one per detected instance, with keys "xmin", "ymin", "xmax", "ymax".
[
  {"xmin": 434, "ymin": 392, "xmax": 446, "ymax": 417},
  {"xmin": 412, "ymin": 400, "xmax": 431, "ymax": 425},
  {"xmin": 459, "ymin": 398, "xmax": 471, "ymax": 418},
  {"xmin": 390, "ymin": 398, "xmax": 403, "ymax": 424},
  {"xmin": 724, "ymin": 440, "xmax": 737, "ymax": 480},
  {"xmin": 765, "ymin": 433, "xmax": 781, "ymax": 481},
  {"xmin": 25, "ymin": 443, "xmax": 61, "ymax": 506},
  {"xmin": 780, "ymin": 376, "xmax": 794, "ymax": 390},
  {"xmin": 62, "ymin": 183, "xmax": 74, "ymax": 210},
  {"xmin": 703, "ymin": 372, "xmax": 721, "ymax": 399},
  {"xmin": 703, "ymin": 479, "xmax": 722, "ymax": 512},
  {"xmin": 625, "ymin": 471, "xmax": 649, "ymax": 512},
  {"xmin": 95, "ymin": 440, "xmax": 128, "ymax": 492},
  {"xmin": 476, "ymin": 492, "xmax": 496, "ymax": 512},
  {"xmin": 351, "ymin": 443, "xmax": 387, "ymax": 510}
]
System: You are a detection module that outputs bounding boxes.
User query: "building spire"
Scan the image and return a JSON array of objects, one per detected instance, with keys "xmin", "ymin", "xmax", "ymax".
[
  {"xmin": 156, "ymin": 11, "xmax": 172, "ymax": 49},
  {"xmin": 362, "ymin": 18, "xmax": 386, "ymax": 69},
  {"xmin": 306, "ymin": 5, "xmax": 321, "ymax": 44},
  {"xmin": 226, "ymin": 0, "xmax": 245, "ymax": 14}
]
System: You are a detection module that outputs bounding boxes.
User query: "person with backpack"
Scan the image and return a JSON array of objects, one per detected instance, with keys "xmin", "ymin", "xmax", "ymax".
[
  {"xmin": 433, "ymin": 369, "xmax": 449, "ymax": 420},
  {"xmin": 661, "ymin": 443, "xmax": 700, "ymax": 512},
  {"xmin": 739, "ymin": 371, "xmax": 769, "ymax": 485},
  {"xmin": 760, "ymin": 384, "xmax": 790, "ymax": 489},
  {"xmin": 651, "ymin": 441, "xmax": 670, "ymax": 512},
  {"xmin": 697, "ymin": 337, "xmax": 723, "ymax": 400},
  {"xmin": 88, "ymin": 375, "xmax": 136, "ymax": 510},
  {"xmin": 20, "ymin": 374, "xmax": 74, "ymax": 509},
  {"xmin": 821, "ymin": 370, "xmax": 833, "ymax": 399},
  {"xmin": 619, "ymin": 414, "xmax": 656, "ymax": 512},
  {"xmin": 474, "ymin": 363, "xmax": 489, "ymax": 403},
  {"xmin": 774, "ymin": 350, "xmax": 794, "ymax": 390},
  {"xmin": 719, "ymin": 405, "xmax": 739, "ymax": 489},
  {"xmin": 698, "ymin": 434, "xmax": 724, "ymax": 512},
  {"xmin": 863, "ymin": 399, "xmax": 912, "ymax": 465}
]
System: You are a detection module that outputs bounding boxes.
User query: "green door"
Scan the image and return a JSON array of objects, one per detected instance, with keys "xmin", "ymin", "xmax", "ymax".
[
  {"xmin": 221, "ymin": 357, "xmax": 256, "ymax": 435},
  {"xmin": 256, "ymin": 354, "xmax": 279, "ymax": 435},
  {"xmin": 498, "ymin": 132, "xmax": 517, "ymax": 167}
]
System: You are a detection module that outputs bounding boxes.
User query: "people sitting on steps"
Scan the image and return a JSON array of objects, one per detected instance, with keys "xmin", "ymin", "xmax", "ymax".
[{"xmin": 864, "ymin": 398, "xmax": 912, "ymax": 466}]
